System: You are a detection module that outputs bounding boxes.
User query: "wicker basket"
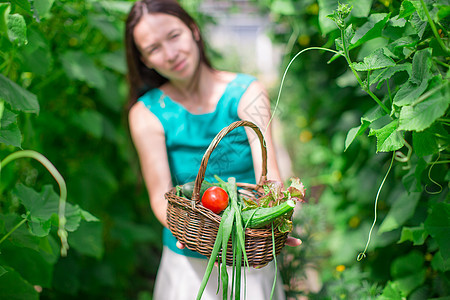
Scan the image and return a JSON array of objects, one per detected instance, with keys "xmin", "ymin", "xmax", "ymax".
[{"xmin": 165, "ymin": 120, "xmax": 290, "ymax": 267}]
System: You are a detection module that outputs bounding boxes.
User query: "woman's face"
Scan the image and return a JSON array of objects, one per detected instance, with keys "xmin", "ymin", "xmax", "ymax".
[{"xmin": 133, "ymin": 13, "xmax": 200, "ymax": 83}]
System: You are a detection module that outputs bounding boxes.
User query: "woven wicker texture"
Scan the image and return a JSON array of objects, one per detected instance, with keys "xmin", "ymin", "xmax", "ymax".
[{"xmin": 166, "ymin": 120, "xmax": 289, "ymax": 267}]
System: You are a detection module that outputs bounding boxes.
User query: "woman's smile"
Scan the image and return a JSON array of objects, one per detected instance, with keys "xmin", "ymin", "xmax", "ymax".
[{"xmin": 172, "ymin": 59, "xmax": 187, "ymax": 72}]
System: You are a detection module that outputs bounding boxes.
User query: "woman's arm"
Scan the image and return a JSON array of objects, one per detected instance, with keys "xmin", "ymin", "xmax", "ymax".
[
  {"xmin": 128, "ymin": 102, "xmax": 172, "ymax": 228},
  {"xmin": 238, "ymin": 80, "xmax": 301, "ymax": 248},
  {"xmin": 237, "ymin": 80, "xmax": 282, "ymax": 183}
]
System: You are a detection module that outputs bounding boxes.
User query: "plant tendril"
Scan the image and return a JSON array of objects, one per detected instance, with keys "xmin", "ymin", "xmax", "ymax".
[
  {"xmin": 425, "ymin": 152, "xmax": 443, "ymax": 195},
  {"xmin": 357, "ymin": 152, "xmax": 395, "ymax": 261},
  {"xmin": 264, "ymin": 47, "xmax": 342, "ymax": 146},
  {"xmin": 395, "ymin": 139, "xmax": 412, "ymax": 170}
]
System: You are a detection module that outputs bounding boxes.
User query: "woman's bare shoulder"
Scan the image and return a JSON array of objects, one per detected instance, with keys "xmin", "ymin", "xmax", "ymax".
[{"xmin": 128, "ymin": 101, "xmax": 164, "ymax": 136}]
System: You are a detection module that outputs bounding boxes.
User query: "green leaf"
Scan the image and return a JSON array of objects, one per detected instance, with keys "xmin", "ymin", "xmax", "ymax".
[
  {"xmin": 431, "ymin": 251, "xmax": 450, "ymax": 272},
  {"xmin": 98, "ymin": 50, "xmax": 127, "ymax": 74},
  {"xmin": 271, "ymin": 0, "xmax": 296, "ymax": 15},
  {"xmin": 87, "ymin": 13, "xmax": 122, "ymax": 41},
  {"xmin": 0, "ymin": 108, "xmax": 21, "ymax": 147},
  {"xmin": 409, "ymin": 0, "xmax": 431, "ymax": 21},
  {"xmin": 344, "ymin": 120, "xmax": 370, "ymax": 151},
  {"xmin": 424, "ymin": 202, "xmax": 450, "ymax": 262},
  {"xmin": 0, "ymin": 3, "xmax": 10, "ymax": 34},
  {"xmin": 399, "ymin": 0, "xmax": 416, "ymax": 19},
  {"xmin": 15, "ymin": 184, "xmax": 59, "ymax": 221},
  {"xmin": 68, "ymin": 220, "xmax": 104, "ymax": 259},
  {"xmin": 402, "ymin": 156, "xmax": 427, "ymax": 193},
  {"xmin": 7, "ymin": 13, "xmax": 27, "ymax": 46},
  {"xmin": 352, "ymin": 48, "xmax": 396, "ymax": 71},
  {"xmin": 398, "ymin": 224, "xmax": 428, "ymax": 245},
  {"xmin": 363, "ymin": 102, "xmax": 388, "ymax": 123},
  {"xmin": 371, "ymin": 63, "xmax": 412, "ymax": 89},
  {"xmin": 0, "ymin": 243, "xmax": 53, "ymax": 287},
  {"xmin": 70, "ymin": 109, "xmax": 104, "ymax": 138},
  {"xmin": 389, "ymin": 36, "xmax": 419, "ymax": 58},
  {"xmin": 34, "ymin": 0, "xmax": 55, "ymax": 19},
  {"xmin": 2, "ymin": 214, "xmax": 41, "ymax": 251},
  {"xmin": 410, "ymin": 12, "xmax": 427, "ymax": 38},
  {"xmin": 0, "ymin": 266, "xmax": 38, "ymax": 300},
  {"xmin": 80, "ymin": 210, "xmax": 99, "ymax": 222},
  {"xmin": 351, "ymin": 13, "xmax": 390, "ymax": 49},
  {"xmin": 398, "ymin": 90, "xmax": 449, "ymax": 132},
  {"xmin": 437, "ymin": 4, "xmax": 450, "ymax": 20},
  {"xmin": 379, "ymin": 191, "xmax": 421, "ymax": 233},
  {"xmin": 369, "ymin": 119, "xmax": 404, "ymax": 152},
  {"xmin": 391, "ymin": 251, "xmax": 426, "ymax": 296},
  {"xmin": 60, "ymin": 51, "xmax": 106, "ymax": 89},
  {"xmin": 10, "ymin": 0, "xmax": 31, "ymax": 13},
  {"xmin": 21, "ymin": 28, "xmax": 52, "ymax": 76},
  {"xmin": 52, "ymin": 256, "xmax": 81, "ymax": 295},
  {"xmin": 110, "ymin": 218, "xmax": 159, "ymax": 247},
  {"xmin": 0, "ymin": 266, "xmax": 6, "ymax": 277},
  {"xmin": 0, "ymin": 74, "xmax": 39, "ymax": 113},
  {"xmin": 378, "ymin": 281, "xmax": 406, "ymax": 300},
  {"xmin": 96, "ymin": 71, "xmax": 125, "ymax": 112},
  {"xmin": 15, "ymin": 184, "xmax": 62, "ymax": 237},
  {"xmin": 412, "ymin": 124, "xmax": 442, "ymax": 157},
  {"xmin": 28, "ymin": 218, "xmax": 51, "ymax": 237},
  {"xmin": 410, "ymin": 48, "xmax": 432, "ymax": 86},
  {"xmin": 16, "ymin": 185, "xmax": 91, "ymax": 234},
  {"xmin": 62, "ymin": 203, "xmax": 83, "ymax": 232},
  {"xmin": 97, "ymin": 1, "xmax": 133, "ymax": 14},
  {"xmin": 393, "ymin": 79, "xmax": 429, "ymax": 107}
]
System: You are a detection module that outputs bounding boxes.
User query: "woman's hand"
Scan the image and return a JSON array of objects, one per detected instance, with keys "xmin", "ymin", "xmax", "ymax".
[
  {"xmin": 176, "ymin": 240, "xmax": 186, "ymax": 249},
  {"xmin": 285, "ymin": 236, "xmax": 302, "ymax": 247}
]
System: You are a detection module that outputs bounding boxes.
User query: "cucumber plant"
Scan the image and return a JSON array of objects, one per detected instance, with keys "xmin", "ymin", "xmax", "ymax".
[{"xmin": 255, "ymin": 0, "xmax": 449, "ymax": 298}]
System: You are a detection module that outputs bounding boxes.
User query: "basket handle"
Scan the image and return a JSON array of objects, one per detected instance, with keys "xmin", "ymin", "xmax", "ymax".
[{"xmin": 191, "ymin": 120, "xmax": 268, "ymax": 202}]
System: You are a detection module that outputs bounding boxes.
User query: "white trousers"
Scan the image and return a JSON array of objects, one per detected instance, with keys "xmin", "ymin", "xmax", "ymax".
[{"xmin": 153, "ymin": 246, "xmax": 286, "ymax": 300}]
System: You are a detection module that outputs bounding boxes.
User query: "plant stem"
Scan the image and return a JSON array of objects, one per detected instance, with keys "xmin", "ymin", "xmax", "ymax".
[
  {"xmin": 341, "ymin": 29, "xmax": 391, "ymax": 114},
  {"xmin": 430, "ymin": 160, "xmax": 450, "ymax": 164},
  {"xmin": 420, "ymin": 0, "xmax": 450, "ymax": 54},
  {"xmin": 387, "ymin": 79, "xmax": 392, "ymax": 108},
  {"xmin": 0, "ymin": 150, "xmax": 69, "ymax": 256},
  {"xmin": 412, "ymin": 81, "xmax": 449, "ymax": 106},
  {"xmin": 433, "ymin": 58, "xmax": 450, "ymax": 68},
  {"xmin": 0, "ymin": 214, "xmax": 28, "ymax": 245}
]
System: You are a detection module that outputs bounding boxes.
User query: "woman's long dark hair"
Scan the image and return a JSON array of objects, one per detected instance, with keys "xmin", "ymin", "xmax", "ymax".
[{"xmin": 125, "ymin": 0, "xmax": 212, "ymax": 109}]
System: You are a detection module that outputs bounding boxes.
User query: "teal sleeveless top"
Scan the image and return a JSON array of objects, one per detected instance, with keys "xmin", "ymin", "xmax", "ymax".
[{"xmin": 138, "ymin": 73, "xmax": 257, "ymax": 258}]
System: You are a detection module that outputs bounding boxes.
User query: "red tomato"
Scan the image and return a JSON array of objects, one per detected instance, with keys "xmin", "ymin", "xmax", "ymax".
[{"xmin": 201, "ymin": 186, "xmax": 229, "ymax": 214}]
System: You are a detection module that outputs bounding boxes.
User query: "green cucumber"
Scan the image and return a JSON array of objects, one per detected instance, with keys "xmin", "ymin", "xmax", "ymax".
[
  {"xmin": 241, "ymin": 199, "xmax": 295, "ymax": 228},
  {"xmin": 181, "ymin": 180, "xmax": 214, "ymax": 199}
]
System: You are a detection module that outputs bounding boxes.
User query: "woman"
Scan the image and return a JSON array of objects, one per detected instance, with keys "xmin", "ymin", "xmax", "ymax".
[{"xmin": 125, "ymin": 1, "xmax": 300, "ymax": 298}]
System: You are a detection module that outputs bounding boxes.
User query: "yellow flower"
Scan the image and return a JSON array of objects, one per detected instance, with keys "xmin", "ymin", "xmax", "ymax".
[
  {"xmin": 336, "ymin": 265, "xmax": 346, "ymax": 272},
  {"xmin": 299, "ymin": 130, "xmax": 313, "ymax": 143},
  {"xmin": 298, "ymin": 35, "xmax": 310, "ymax": 47},
  {"xmin": 349, "ymin": 216, "xmax": 361, "ymax": 228},
  {"xmin": 69, "ymin": 37, "xmax": 78, "ymax": 47},
  {"xmin": 332, "ymin": 170, "xmax": 342, "ymax": 181},
  {"xmin": 306, "ymin": 3, "xmax": 319, "ymax": 15}
]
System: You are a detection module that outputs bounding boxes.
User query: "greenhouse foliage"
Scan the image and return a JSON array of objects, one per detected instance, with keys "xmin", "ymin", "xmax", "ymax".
[{"xmin": 0, "ymin": 0, "xmax": 448, "ymax": 299}]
